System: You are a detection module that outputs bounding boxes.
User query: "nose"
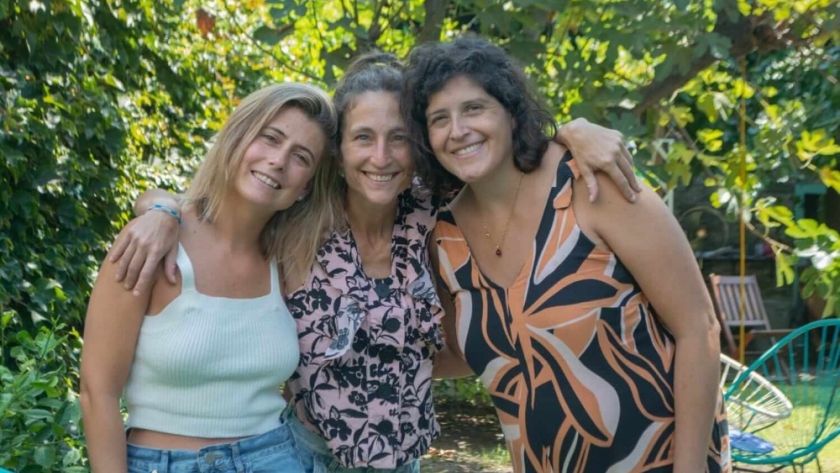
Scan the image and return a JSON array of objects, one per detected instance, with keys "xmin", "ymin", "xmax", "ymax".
[
  {"xmin": 266, "ymin": 147, "xmax": 290, "ymax": 171},
  {"xmin": 449, "ymin": 115, "xmax": 468, "ymax": 142},
  {"xmin": 370, "ymin": 138, "xmax": 391, "ymax": 168}
]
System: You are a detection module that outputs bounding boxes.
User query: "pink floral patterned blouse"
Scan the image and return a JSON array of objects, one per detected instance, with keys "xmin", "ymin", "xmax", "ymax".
[{"xmin": 285, "ymin": 189, "xmax": 444, "ymax": 469}]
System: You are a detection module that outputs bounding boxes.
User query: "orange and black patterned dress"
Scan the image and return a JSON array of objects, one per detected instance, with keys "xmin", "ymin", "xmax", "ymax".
[{"xmin": 433, "ymin": 154, "xmax": 730, "ymax": 473}]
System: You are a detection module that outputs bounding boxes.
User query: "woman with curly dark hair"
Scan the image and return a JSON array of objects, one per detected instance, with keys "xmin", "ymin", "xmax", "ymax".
[{"xmin": 405, "ymin": 35, "xmax": 731, "ymax": 473}]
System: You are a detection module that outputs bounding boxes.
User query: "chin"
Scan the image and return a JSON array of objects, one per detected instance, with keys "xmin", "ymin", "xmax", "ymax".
[{"xmin": 365, "ymin": 192, "xmax": 401, "ymax": 207}]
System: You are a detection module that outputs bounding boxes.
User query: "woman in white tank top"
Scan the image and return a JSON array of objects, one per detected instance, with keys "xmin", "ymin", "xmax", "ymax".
[{"xmin": 80, "ymin": 83, "xmax": 338, "ymax": 473}]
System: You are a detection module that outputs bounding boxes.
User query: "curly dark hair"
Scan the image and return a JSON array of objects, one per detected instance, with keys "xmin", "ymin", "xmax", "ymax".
[{"xmin": 402, "ymin": 35, "xmax": 556, "ymax": 197}]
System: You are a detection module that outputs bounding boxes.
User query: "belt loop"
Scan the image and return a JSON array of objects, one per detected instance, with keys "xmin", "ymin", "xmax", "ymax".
[
  {"xmin": 231, "ymin": 443, "xmax": 246, "ymax": 473},
  {"xmin": 159, "ymin": 450, "xmax": 170, "ymax": 473}
]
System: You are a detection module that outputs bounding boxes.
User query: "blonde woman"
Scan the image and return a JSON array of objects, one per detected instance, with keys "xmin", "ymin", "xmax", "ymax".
[{"xmin": 80, "ymin": 83, "xmax": 337, "ymax": 473}]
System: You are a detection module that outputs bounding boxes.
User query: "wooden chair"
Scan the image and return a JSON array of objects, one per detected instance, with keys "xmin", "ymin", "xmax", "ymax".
[{"xmin": 709, "ymin": 274, "xmax": 794, "ymax": 359}]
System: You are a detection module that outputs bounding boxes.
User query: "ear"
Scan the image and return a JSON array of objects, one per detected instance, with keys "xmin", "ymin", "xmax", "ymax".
[{"xmin": 335, "ymin": 152, "xmax": 346, "ymax": 178}]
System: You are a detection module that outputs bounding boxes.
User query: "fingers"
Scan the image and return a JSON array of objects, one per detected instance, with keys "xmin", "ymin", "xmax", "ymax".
[
  {"xmin": 115, "ymin": 239, "xmax": 137, "ymax": 283},
  {"xmin": 110, "ymin": 230, "xmax": 130, "ymax": 263},
  {"xmin": 122, "ymin": 245, "xmax": 148, "ymax": 291},
  {"xmin": 605, "ymin": 164, "xmax": 637, "ymax": 203},
  {"xmin": 619, "ymin": 142, "xmax": 642, "ymax": 192},
  {"xmin": 616, "ymin": 150, "xmax": 642, "ymax": 196},
  {"xmin": 133, "ymin": 252, "xmax": 161, "ymax": 296},
  {"xmin": 580, "ymin": 167, "xmax": 600, "ymax": 203},
  {"xmin": 164, "ymin": 246, "xmax": 178, "ymax": 285}
]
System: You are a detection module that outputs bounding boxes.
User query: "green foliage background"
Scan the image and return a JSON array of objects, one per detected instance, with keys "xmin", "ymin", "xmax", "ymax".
[{"xmin": 1, "ymin": 0, "xmax": 838, "ymax": 470}]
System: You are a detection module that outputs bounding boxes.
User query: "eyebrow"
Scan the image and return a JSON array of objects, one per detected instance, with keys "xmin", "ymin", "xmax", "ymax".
[
  {"xmin": 265, "ymin": 126, "xmax": 314, "ymax": 158},
  {"xmin": 425, "ymin": 108, "xmax": 445, "ymax": 120},
  {"xmin": 347, "ymin": 125, "xmax": 407, "ymax": 135},
  {"xmin": 425, "ymin": 97, "xmax": 491, "ymax": 119}
]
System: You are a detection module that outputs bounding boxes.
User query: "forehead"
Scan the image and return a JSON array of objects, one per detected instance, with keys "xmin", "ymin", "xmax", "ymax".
[
  {"xmin": 265, "ymin": 106, "xmax": 327, "ymax": 154},
  {"xmin": 427, "ymin": 75, "xmax": 493, "ymax": 108},
  {"xmin": 344, "ymin": 91, "xmax": 403, "ymax": 128}
]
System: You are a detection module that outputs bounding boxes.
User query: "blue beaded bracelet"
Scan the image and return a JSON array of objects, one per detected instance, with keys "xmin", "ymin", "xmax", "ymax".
[{"xmin": 147, "ymin": 203, "xmax": 182, "ymax": 225}]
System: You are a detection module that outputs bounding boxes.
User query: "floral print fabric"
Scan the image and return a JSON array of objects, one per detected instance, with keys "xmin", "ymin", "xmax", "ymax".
[{"xmin": 286, "ymin": 188, "xmax": 443, "ymax": 469}]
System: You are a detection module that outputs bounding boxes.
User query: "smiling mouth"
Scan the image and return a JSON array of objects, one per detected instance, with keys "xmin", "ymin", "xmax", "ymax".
[
  {"xmin": 252, "ymin": 171, "xmax": 281, "ymax": 189},
  {"xmin": 453, "ymin": 142, "xmax": 483, "ymax": 156},
  {"xmin": 364, "ymin": 172, "xmax": 398, "ymax": 182}
]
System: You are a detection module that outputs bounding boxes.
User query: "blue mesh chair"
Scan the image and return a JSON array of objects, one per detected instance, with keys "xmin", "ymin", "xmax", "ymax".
[{"xmin": 724, "ymin": 318, "xmax": 840, "ymax": 472}]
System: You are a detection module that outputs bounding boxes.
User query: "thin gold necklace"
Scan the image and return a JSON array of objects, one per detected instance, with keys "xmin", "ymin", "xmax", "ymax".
[{"xmin": 482, "ymin": 171, "xmax": 524, "ymax": 257}]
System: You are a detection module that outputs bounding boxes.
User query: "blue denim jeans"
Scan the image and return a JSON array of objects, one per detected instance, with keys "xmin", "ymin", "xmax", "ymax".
[
  {"xmin": 126, "ymin": 417, "xmax": 304, "ymax": 473},
  {"xmin": 284, "ymin": 407, "xmax": 420, "ymax": 473}
]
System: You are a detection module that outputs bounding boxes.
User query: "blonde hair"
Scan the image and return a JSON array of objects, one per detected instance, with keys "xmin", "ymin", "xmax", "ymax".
[
  {"xmin": 274, "ymin": 155, "xmax": 345, "ymax": 282},
  {"xmin": 185, "ymin": 82, "xmax": 338, "ymax": 260}
]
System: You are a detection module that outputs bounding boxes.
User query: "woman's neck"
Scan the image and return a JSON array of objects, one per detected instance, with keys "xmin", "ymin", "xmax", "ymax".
[
  {"xmin": 464, "ymin": 160, "xmax": 527, "ymax": 213},
  {"xmin": 345, "ymin": 192, "xmax": 397, "ymax": 248},
  {"xmin": 203, "ymin": 200, "xmax": 273, "ymax": 254}
]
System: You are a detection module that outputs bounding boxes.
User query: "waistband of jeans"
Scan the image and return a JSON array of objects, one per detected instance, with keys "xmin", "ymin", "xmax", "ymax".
[
  {"xmin": 127, "ymin": 414, "xmax": 293, "ymax": 463},
  {"xmin": 282, "ymin": 404, "xmax": 332, "ymax": 457}
]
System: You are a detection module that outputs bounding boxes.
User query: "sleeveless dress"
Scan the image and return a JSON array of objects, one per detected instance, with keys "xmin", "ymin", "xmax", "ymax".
[{"xmin": 433, "ymin": 154, "xmax": 731, "ymax": 473}]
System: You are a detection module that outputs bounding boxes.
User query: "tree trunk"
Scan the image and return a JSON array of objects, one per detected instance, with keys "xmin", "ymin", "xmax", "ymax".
[{"xmin": 417, "ymin": 0, "xmax": 450, "ymax": 43}]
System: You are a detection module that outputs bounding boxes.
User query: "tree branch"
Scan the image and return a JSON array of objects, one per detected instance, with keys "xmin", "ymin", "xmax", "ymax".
[
  {"xmin": 629, "ymin": 0, "xmax": 838, "ymax": 116},
  {"xmin": 417, "ymin": 0, "xmax": 449, "ymax": 44},
  {"xmin": 220, "ymin": 0, "xmax": 321, "ymax": 82},
  {"xmin": 630, "ymin": 2, "xmax": 755, "ymax": 115}
]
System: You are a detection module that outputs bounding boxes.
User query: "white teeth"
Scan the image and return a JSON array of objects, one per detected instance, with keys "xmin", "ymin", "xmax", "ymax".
[
  {"xmin": 454, "ymin": 143, "xmax": 482, "ymax": 156},
  {"xmin": 253, "ymin": 171, "xmax": 280, "ymax": 189},
  {"xmin": 366, "ymin": 173, "xmax": 396, "ymax": 182}
]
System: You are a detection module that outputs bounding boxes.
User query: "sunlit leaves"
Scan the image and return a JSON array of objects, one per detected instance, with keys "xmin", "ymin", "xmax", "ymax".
[{"xmin": 796, "ymin": 130, "xmax": 840, "ymax": 164}]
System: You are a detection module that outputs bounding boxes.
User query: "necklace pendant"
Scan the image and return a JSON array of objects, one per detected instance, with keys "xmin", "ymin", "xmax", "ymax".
[{"xmin": 495, "ymin": 248, "xmax": 502, "ymax": 256}]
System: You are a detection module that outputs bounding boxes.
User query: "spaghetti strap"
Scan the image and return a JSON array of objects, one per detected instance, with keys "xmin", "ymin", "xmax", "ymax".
[
  {"xmin": 175, "ymin": 243, "xmax": 196, "ymax": 292},
  {"xmin": 269, "ymin": 261, "xmax": 280, "ymax": 296}
]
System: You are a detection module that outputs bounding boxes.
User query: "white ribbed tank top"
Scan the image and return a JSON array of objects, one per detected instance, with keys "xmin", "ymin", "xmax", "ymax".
[{"xmin": 124, "ymin": 244, "xmax": 300, "ymax": 438}]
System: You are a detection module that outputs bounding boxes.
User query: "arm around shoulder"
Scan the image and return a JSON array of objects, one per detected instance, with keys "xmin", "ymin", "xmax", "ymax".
[{"xmin": 430, "ymin": 241, "xmax": 473, "ymax": 379}]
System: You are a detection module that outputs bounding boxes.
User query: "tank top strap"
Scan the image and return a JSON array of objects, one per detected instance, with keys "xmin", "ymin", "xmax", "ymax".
[
  {"xmin": 176, "ymin": 243, "xmax": 197, "ymax": 292},
  {"xmin": 551, "ymin": 150, "xmax": 578, "ymax": 210},
  {"xmin": 269, "ymin": 260, "xmax": 280, "ymax": 297}
]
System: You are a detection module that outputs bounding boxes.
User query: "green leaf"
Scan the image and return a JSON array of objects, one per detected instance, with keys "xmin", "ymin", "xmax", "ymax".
[
  {"xmin": 22, "ymin": 409, "xmax": 52, "ymax": 421},
  {"xmin": 775, "ymin": 251, "xmax": 796, "ymax": 286},
  {"xmin": 33, "ymin": 445, "xmax": 56, "ymax": 468},
  {"xmin": 253, "ymin": 25, "xmax": 294, "ymax": 45},
  {"xmin": 820, "ymin": 168, "xmax": 840, "ymax": 193}
]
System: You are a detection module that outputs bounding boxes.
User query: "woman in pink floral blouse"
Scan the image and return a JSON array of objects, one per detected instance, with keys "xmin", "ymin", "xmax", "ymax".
[{"xmin": 111, "ymin": 52, "xmax": 639, "ymax": 473}]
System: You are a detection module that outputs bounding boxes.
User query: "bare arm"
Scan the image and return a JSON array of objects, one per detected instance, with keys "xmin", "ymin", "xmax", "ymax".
[
  {"xmin": 111, "ymin": 189, "xmax": 183, "ymax": 294},
  {"xmin": 431, "ymin": 241, "xmax": 473, "ymax": 379},
  {"xmin": 80, "ymin": 253, "xmax": 155, "ymax": 473},
  {"xmin": 432, "ymin": 290, "xmax": 473, "ymax": 379},
  {"xmin": 554, "ymin": 118, "xmax": 641, "ymax": 203},
  {"xmin": 574, "ymin": 174, "xmax": 720, "ymax": 473}
]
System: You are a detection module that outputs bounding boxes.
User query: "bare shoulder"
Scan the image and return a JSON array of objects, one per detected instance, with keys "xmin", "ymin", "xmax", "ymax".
[
  {"xmin": 580, "ymin": 172, "xmax": 662, "ymax": 214},
  {"xmin": 543, "ymin": 142, "xmax": 567, "ymax": 168},
  {"xmin": 572, "ymin": 172, "xmax": 668, "ymax": 250}
]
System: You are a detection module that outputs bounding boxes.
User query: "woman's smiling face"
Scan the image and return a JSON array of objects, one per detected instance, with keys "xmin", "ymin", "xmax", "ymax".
[
  {"xmin": 340, "ymin": 91, "xmax": 413, "ymax": 207},
  {"xmin": 234, "ymin": 106, "xmax": 325, "ymax": 212},
  {"xmin": 424, "ymin": 75, "xmax": 515, "ymax": 184}
]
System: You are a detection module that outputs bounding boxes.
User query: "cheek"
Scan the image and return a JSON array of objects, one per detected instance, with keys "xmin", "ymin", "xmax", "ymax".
[
  {"xmin": 395, "ymin": 146, "xmax": 413, "ymax": 171},
  {"xmin": 290, "ymin": 166, "xmax": 316, "ymax": 190},
  {"xmin": 427, "ymin": 128, "xmax": 446, "ymax": 152}
]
